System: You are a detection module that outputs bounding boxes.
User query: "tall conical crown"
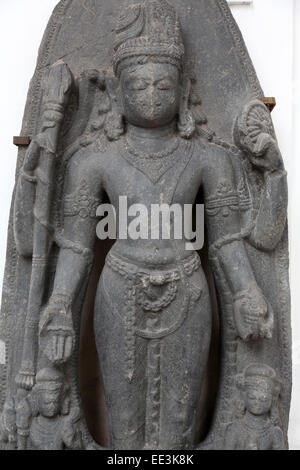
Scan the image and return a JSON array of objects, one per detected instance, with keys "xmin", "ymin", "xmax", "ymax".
[{"xmin": 113, "ymin": 0, "xmax": 185, "ymax": 75}]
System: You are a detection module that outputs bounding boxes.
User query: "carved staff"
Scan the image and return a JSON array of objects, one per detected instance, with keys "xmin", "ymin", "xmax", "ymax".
[{"xmin": 15, "ymin": 62, "xmax": 73, "ymax": 390}]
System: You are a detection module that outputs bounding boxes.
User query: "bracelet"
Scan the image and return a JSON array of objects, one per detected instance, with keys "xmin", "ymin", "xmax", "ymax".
[
  {"xmin": 233, "ymin": 283, "xmax": 262, "ymax": 302},
  {"xmin": 21, "ymin": 170, "xmax": 37, "ymax": 184},
  {"xmin": 233, "ymin": 284, "xmax": 254, "ymax": 302},
  {"xmin": 209, "ymin": 223, "xmax": 254, "ymax": 259},
  {"xmin": 265, "ymin": 169, "xmax": 287, "ymax": 178},
  {"xmin": 50, "ymin": 293, "xmax": 72, "ymax": 309},
  {"xmin": 43, "ymin": 102, "xmax": 64, "ymax": 114},
  {"xmin": 17, "ymin": 429, "xmax": 30, "ymax": 437}
]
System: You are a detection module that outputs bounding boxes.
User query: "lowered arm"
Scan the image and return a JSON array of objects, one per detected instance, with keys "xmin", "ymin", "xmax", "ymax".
[
  {"xmin": 39, "ymin": 154, "xmax": 103, "ymax": 365},
  {"xmin": 202, "ymin": 145, "xmax": 274, "ymax": 341}
]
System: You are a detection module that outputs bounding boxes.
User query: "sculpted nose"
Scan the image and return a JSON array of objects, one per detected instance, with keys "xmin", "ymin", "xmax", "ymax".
[{"xmin": 147, "ymin": 87, "xmax": 161, "ymax": 107}]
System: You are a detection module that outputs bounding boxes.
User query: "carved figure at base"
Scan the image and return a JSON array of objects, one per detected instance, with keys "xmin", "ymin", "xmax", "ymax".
[
  {"xmin": 0, "ymin": 399, "xmax": 17, "ymax": 449},
  {"xmin": 0, "ymin": 0, "xmax": 291, "ymax": 450},
  {"xmin": 16, "ymin": 368, "xmax": 81, "ymax": 450},
  {"xmin": 224, "ymin": 364, "xmax": 284, "ymax": 450}
]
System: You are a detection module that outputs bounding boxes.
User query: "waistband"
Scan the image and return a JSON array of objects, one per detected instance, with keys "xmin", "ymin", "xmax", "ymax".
[{"xmin": 106, "ymin": 251, "xmax": 201, "ymax": 283}]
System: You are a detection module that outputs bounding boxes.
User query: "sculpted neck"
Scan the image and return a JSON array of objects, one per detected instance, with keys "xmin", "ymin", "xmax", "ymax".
[{"xmin": 126, "ymin": 121, "xmax": 177, "ymax": 153}]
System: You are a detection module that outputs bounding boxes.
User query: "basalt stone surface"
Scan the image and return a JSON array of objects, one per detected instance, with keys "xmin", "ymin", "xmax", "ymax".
[{"xmin": 0, "ymin": 0, "xmax": 291, "ymax": 450}]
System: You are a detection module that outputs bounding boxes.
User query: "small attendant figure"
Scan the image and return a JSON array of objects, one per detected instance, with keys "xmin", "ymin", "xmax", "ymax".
[
  {"xmin": 225, "ymin": 363, "xmax": 285, "ymax": 450},
  {"xmin": 0, "ymin": 398, "xmax": 17, "ymax": 449},
  {"xmin": 16, "ymin": 368, "xmax": 81, "ymax": 450}
]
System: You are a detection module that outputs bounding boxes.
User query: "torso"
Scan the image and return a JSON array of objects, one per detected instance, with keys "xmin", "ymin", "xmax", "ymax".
[
  {"xmin": 229, "ymin": 419, "xmax": 280, "ymax": 450},
  {"xmin": 29, "ymin": 416, "xmax": 64, "ymax": 450},
  {"xmin": 97, "ymin": 136, "xmax": 204, "ymax": 267}
]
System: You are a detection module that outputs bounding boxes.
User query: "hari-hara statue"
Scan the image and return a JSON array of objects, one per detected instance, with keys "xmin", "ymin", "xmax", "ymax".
[{"xmin": 0, "ymin": 0, "xmax": 291, "ymax": 450}]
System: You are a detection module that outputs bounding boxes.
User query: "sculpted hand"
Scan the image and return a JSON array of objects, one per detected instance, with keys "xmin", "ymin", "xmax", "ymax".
[
  {"xmin": 48, "ymin": 332, "xmax": 74, "ymax": 365},
  {"xmin": 244, "ymin": 134, "xmax": 284, "ymax": 173},
  {"xmin": 233, "ymin": 283, "xmax": 274, "ymax": 341},
  {"xmin": 15, "ymin": 369, "xmax": 36, "ymax": 391},
  {"xmin": 235, "ymin": 99, "xmax": 284, "ymax": 173},
  {"xmin": 39, "ymin": 298, "xmax": 75, "ymax": 365},
  {"xmin": 22, "ymin": 127, "xmax": 60, "ymax": 176},
  {"xmin": 23, "ymin": 140, "xmax": 41, "ymax": 173}
]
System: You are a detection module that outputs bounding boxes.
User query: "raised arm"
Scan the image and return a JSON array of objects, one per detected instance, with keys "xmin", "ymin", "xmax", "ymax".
[
  {"xmin": 235, "ymin": 99, "xmax": 288, "ymax": 251},
  {"xmin": 248, "ymin": 164, "xmax": 287, "ymax": 251},
  {"xmin": 202, "ymin": 145, "xmax": 273, "ymax": 341},
  {"xmin": 39, "ymin": 154, "xmax": 102, "ymax": 365}
]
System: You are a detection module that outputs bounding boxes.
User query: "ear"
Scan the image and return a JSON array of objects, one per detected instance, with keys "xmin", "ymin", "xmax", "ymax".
[
  {"xmin": 61, "ymin": 396, "xmax": 71, "ymax": 416},
  {"xmin": 270, "ymin": 393, "xmax": 281, "ymax": 426},
  {"xmin": 28, "ymin": 390, "xmax": 39, "ymax": 417},
  {"xmin": 235, "ymin": 397, "xmax": 246, "ymax": 419},
  {"xmin": 274, "ymin": 375, "xmax": 282, "ymax": 398},
  {"xmin": 235, "ymin": 373, "xmax": 245, "ymax": 391},
  {"xmin": 61, "ymin": 384, "xmax": 71, "ymax": 416},
  {"xmin": 104, "ymin": 76, "xmax": 124, "ymax": 141},
  {"xmin": 178, "ymin": 74, "xmax": 196, "ymax": 139}
]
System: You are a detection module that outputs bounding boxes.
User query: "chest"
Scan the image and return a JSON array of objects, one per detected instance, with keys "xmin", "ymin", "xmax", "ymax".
[
  {"xmin": 102, "ymin": 141, "xmax": 202, "ymax": 206},
  {"xmin": 29, "ymin": 417, "xmax": 63, "ymax": 450},
  {"xmin": 238, "ymin": 427, "xmax": 275, "ymax": 450}
]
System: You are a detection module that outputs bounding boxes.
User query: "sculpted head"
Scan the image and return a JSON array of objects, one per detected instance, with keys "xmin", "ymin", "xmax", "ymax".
[
  {"xmin": 107, "ymin": 0, "xmax": 196, "ymax": 139},
  {"xmin": 34, "ymin": 368, "xmax": 64, "ymax": 418},
  {"xmin": 244, "ymin": 378, "xmax": 273, "ymax": 416},
  {"xmin": 237, "ymin": 364, "xmax": 280, "ymax": 418},
  {"xmin": 119, "ymin": 61, "xmax": 180, "ymax": 128}
]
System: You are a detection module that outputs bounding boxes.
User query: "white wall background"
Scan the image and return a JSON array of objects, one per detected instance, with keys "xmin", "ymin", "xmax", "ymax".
[{"xmin": 0, "ymin": 0, "xmax": 299, "ymax": 449}]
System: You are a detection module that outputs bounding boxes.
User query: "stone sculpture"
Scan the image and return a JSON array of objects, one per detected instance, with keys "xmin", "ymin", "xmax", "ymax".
[
  {"xmin": 224, "ymin": 364, "xmax": 284, "ymax": 450},
  {"xmin": 0, "ymin": 0, "xmax": 291, "ymax": 450},
  {"xmin": 16, "ymin": 368, "xmax": 81, "ymax": 450}
]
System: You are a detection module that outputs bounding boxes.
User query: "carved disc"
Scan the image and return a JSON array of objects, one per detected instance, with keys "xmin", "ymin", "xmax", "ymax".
[{"xmin": 235, "ymin": 99, "xmax": 276, "ymax": 155}]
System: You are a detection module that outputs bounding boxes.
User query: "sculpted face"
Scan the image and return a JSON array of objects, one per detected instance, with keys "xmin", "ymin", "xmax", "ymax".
[
  {"xmin": 245, "ymin": 380, "xmax": 273, "ymax": 416},
  {"xmin": 120, "ymin": 62, "xmax": 181, "ymax": 128},
  {"xmin": 37, "ymin": 387, "xmax": 62, "ymax": 418}
]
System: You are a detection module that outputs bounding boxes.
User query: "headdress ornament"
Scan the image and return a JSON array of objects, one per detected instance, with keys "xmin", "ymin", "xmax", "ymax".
[
  {"xmin": 35, "ymin": 368, "xmax": 63, "ymax": 390},
  {"xmin": 113, "ymin": 0, "xmax": 185, "ymax": 75},
  {"xmin": 244, "ymin": 363, "xmax": 277, "ymax": 388}
]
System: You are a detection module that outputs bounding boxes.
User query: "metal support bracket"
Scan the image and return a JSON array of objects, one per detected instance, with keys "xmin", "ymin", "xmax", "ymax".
[
  {"xmin": 13, "ymin": 137, "xmax": 31, "ymax": 147},
  {"xmin": 260, "ymin": 97, "xmax": 276, "ymax": 112}
]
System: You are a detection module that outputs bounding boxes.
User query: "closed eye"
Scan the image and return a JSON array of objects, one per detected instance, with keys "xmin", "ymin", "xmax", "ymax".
[
  {"xmin": 156, "ymin": 80, "xmax": 172, "ymax": 90},
  {"xmin": 131, "ymin": 80, "xmax": 149, "ymax": 90}
]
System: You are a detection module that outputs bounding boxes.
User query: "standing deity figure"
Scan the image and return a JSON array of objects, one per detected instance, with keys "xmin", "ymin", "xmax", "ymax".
[
  {"xmin": 225, "ymin": 364, "xmax": 284, "ymax": 450},
  {"xmin": 0, "ymin": 0, "xmax": 291, "ymax": 450}
]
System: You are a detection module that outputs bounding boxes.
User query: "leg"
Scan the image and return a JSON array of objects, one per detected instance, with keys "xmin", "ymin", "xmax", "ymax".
[
  {"xmin": 159, "ymin": 268, "xmax": 212, "ymax": 449},
  {"xmin": 94, "ymin": 265, "xmax": 147, "ymax": 450}
]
